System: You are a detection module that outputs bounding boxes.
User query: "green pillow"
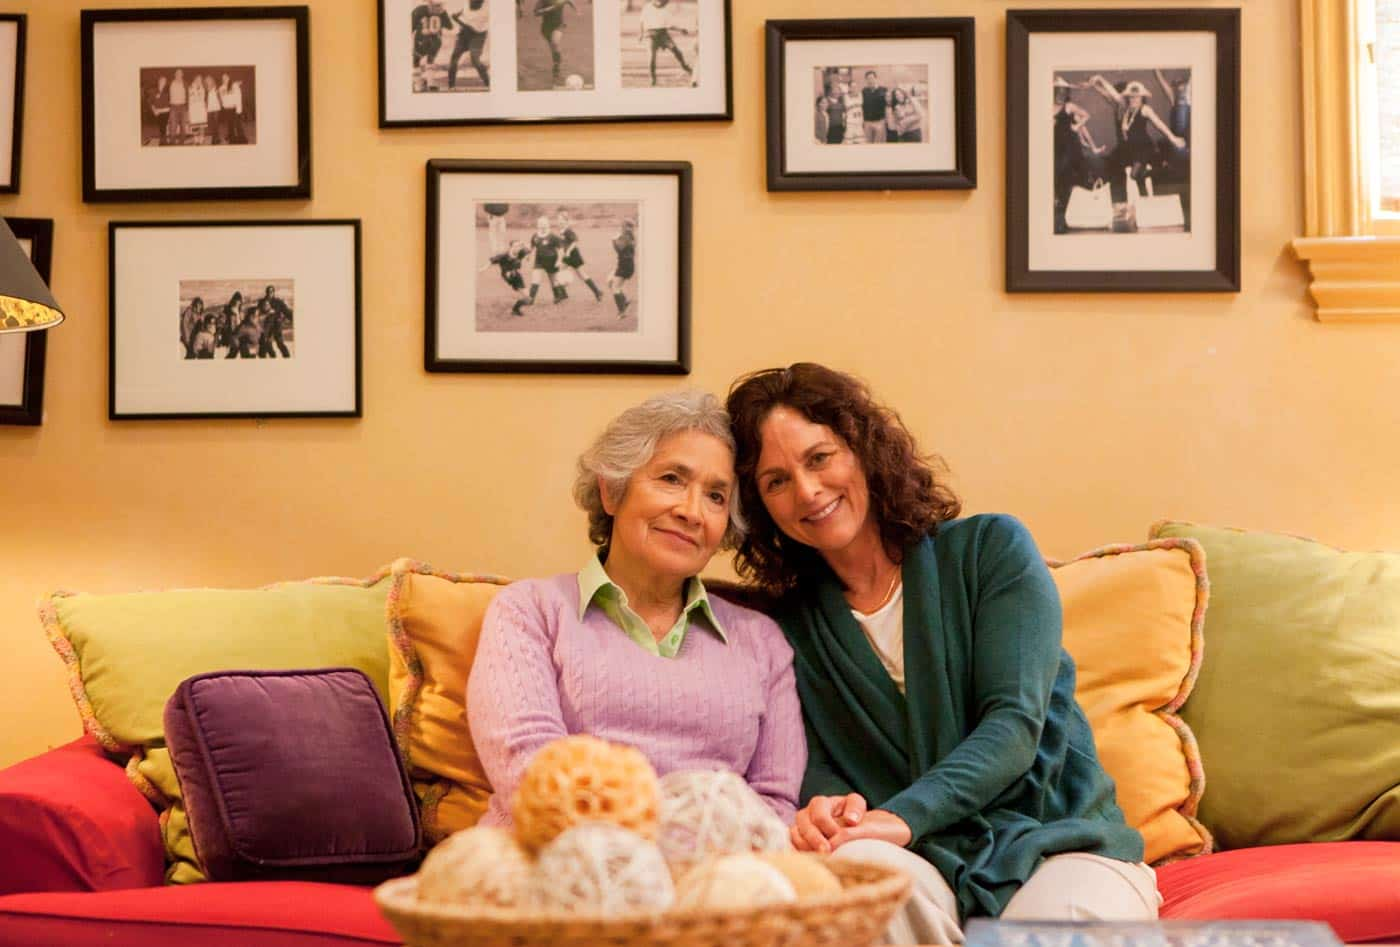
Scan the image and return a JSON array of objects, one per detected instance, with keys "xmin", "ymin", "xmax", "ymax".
[
  {"xmin": 1151, "ymin": 521, "xmax": 1400, "ymax": 849},
  {"xmin": 41, "ymin": 574, "xmax": 393, "ymax": 883}
]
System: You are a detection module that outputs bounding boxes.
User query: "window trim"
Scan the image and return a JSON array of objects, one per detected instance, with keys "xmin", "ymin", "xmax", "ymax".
[{"xmin": 1292, "ymin": 0, "xmax": 1400, "ymax": 321}]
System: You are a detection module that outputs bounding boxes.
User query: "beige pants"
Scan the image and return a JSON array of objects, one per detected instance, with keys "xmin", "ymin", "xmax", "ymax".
[{"xmin": 833, "ymin": 839, "xmax": 1161, "ymax": 947}]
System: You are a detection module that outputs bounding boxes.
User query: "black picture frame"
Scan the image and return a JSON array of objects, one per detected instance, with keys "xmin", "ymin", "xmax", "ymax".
[
  {"xmin": 765, "ymin": 18, "xmax": 977, "ymax": 192},
  {"xmin": 0, "ymin": 217, "xmax": 53, "ymax": 426},
  {"xmin": 81, "ymin": 6, "xmax": 312, "ymax": 203},
  {"xmin": 109, "ymin": 220, "xmax": 362, "ymax": 420},
  {"xmin": 0, "ymin": 15, "xmax": 26, "ymax": 194},
  {"xmin": 426, "ymin": 159, "xmax": 690, "ymax": 374},
  {"xmin": 378, "ymin": 0, "xmax": 733, "ymax": 128},
  {"xmin": 1006, "ymin": 8, "xmax": 1241, "ymax": 292}
]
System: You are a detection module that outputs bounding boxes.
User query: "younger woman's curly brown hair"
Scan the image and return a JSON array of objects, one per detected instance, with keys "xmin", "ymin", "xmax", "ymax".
[{"xmin": 725, "ymin": 363, "xmax": 961, "ymax": 594}]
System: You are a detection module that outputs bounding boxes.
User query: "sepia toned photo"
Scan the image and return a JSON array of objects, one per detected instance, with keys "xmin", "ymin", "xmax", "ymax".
[
  {"xmin": 474, "ymin": 201, "xmax": 639, "ymax": 333},
  {"xmin": 1053, "ymin": 67, "xmax": 1191, "ymax": 234},
  {"xmin": 621, "ymin": 0, "xmax": 698, "ymax": 88},
  {"xmin": 518, "ymin": 0, "xmax": 594, "ymax": 91},
  {"xmin": 177, "ymin": 278, "xmax": 294, "ymax": 359},
  {"xmin": 812, "ymin": 65, "xmax": 929, "ymax": 145},
  {"xmin": 410, "ymin": 0, "xmax": 490, "ymax": 93},
  {"xmin": 139, "ymin": 66, "xmax": 256, "ymax": 147}
]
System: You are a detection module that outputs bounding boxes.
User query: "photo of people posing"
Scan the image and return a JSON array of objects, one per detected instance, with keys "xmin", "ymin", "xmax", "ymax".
[
  {"xmin": 474, "ymin": 201, "xmax": 639, "ymax": 333},
  {"xmin": 812, "ymin": 65, "xmax": 930, "ymax": 145},
  {"xmin": 1052, "ymin": 67, "xmax": 1191, "ymax": 234},
  {"xmin": 177, "ymin": 279, "xmax": 295, "ymax": 360},
  {"xmin": 140, "ymin": 66, "xmax": 256, "ymax": 147},
  {"xmin": 410, "ymin": 0, "xmax": 490, "ymax": 93}
]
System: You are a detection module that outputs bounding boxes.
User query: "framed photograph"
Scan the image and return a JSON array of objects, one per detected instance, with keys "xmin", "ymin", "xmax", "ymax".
[
  {"xmin": 109, "ymin": 221, "xmax": 361, "ymax": 420},
  {"xmin": 1006, "ymin": 9, "xmax": 1240, "ymax": 292},
  {"xmin": 0, "ymin": 15, "xmax": 26, "ymax": 194},
  {"xmin": 765, "ymin": 18, "xmax": 976, "ymax": 192},
  {"xmin": 81, "ymin": 7, "xmax": 311, "ymax": 202},
  {"xmin": 0, "ymin": 218, "xmax": 53, "ymax": 426},
  {"xmin": 426, "ymin": 159, "xmax": 689, "ymax": 374},
  {"xmin": 379, "ymin": 0, "xmax": 732, "ymax": 127}
]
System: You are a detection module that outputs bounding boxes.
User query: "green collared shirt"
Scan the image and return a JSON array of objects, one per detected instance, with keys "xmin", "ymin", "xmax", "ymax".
[{"xmin": 577, "ymin": 556, "xmax": 728, "ymax": 658}]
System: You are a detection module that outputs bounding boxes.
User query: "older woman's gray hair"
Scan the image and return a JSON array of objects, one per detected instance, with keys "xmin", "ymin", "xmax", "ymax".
[{"xmin": 573, "ymin": 390, "xmax": 746, "ymax": 549}]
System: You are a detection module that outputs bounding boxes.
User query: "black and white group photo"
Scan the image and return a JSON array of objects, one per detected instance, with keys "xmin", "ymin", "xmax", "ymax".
[
  {"xmin": 1053, "ymin": 67, "xmax": 1191, "ymax": 234},
  {"xmin": 177, "ymin": 279, "xmax": 295, "ymax": 360},
  {"xmin": 475, "ymin": 201, "xmax": 639, "ymax": 333},
  {"xmin": 140, "ymin": 66, "xmax": 256, "ymax": 147},
  {"xmin": 622, "ymin": 0, "xmax": 699, "ymax": 88},
  {"xmin": 813, "ymin": 65, "xmax": 929, "ymax": 145},
  {"xmin": 518, "ymin": 0, "xmax": 593, "ymax": 91},
  {"xmin": 411, "ymin": 1, "xmax": 490, "ymax": 93}
]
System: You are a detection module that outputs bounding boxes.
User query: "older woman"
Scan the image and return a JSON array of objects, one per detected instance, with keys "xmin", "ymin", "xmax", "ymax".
[
  {"xmin": 467, "ymin": 390, "xmax": 806, "ymax": 827},
  {"xmin": 726, "ymin": 364, "xmax": 1158, "ymax": 946}
]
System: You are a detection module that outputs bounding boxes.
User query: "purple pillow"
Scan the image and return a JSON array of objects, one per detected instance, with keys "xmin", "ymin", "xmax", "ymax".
[{"xmin": 164, "ymin": 668, "xmax": 421, "ymax": 884}]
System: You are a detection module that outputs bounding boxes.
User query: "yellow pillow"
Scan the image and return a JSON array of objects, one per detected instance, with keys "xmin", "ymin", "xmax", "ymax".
[
  {"xmin": 384, "ymin": 560, "xmax": 511, "ymax": 844},
  {"xmin": 1049, "ymin": 539, "xmax": 1212, "ymax": 864},
  {"xmin": 40, "ymin": 571, "xmax": 395, "ymax": 884}
]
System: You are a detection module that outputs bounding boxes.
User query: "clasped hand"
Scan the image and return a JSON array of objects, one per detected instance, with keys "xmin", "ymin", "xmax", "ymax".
[{"xmin": 789, "ymin": 793, "xmax": 912, "ymax": 854}]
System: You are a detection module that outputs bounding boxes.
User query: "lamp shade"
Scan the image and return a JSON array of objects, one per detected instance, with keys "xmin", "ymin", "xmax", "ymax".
[{"xmin": 0, "ymin": 217, "xmax": 61, "ymax": 333}]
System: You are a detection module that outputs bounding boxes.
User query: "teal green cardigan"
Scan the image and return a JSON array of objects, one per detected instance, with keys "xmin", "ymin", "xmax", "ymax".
[{"xmin": 778, "ymin": 514, "xmax": 1143, "ymax": 919}]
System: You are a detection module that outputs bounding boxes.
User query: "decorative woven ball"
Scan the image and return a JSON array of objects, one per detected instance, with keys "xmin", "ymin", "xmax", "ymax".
[
  {"xmin": 530, "ymin": 822, "xmax": 675, "ymax": 916},
  {"xmin": 673, "ymin": 853, "xmax": 798, "ymax": 912},
  {"xmin": 756, "ymin": 851, "xmax": 843, "ymax": 900},
  {"xmin": 416, "ymin": 826, "xmax": 532, "ymax": 908},
  {"xmin": 656, "ymin": 769, "xmax": 791, "ymax": 868},
  {"xmin": 512, "ymin": 735, "xmax": 660, "ymax": 854}
]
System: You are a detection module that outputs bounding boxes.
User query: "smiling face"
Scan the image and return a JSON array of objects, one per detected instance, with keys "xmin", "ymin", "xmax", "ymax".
[
  {"xmin": 602, "ymin": 430, "xmax": 734, "ymax": 586},
  {"xmin": 754, "ymin": 405, "xmax": 877, "ymax": 559}
]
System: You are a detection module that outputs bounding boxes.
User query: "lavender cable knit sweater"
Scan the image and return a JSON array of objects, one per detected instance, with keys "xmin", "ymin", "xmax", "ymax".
[{"xmin": 467, "ymin": 573, "xmax": 807, "ymax": 827}]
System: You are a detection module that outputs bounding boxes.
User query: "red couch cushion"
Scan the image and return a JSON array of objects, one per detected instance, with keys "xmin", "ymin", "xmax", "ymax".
[
  {"xmin": 0, "ymin": 882, "xmax": 398, "ymax": 946},
  {"xmin": 0, "ymin": 736, "xmax": 163, "ymax": 895},
  {"xmin": 1158, "ymin": 842, "xmax": 1400, "ymax": 942}
]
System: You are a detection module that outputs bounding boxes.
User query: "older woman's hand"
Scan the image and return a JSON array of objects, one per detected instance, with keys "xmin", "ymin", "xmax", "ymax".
[{"xmin": 790, "ymin": 793, "xmax": 868, "ymax": 853}]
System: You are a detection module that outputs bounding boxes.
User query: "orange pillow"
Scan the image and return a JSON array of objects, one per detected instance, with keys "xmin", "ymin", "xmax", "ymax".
[
  {"xmin": 1049, "ymin": 539, "xmax": 1212, "ymax": 864},
  {"xmin": 384, "ymin": 560, "xmax": 511, "ymax": 844}
]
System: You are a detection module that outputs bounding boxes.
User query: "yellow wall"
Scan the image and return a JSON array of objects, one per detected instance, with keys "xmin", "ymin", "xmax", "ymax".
[{"xmin": 3, "ymin": 0, "xmax": 1398, "ymax": 767}]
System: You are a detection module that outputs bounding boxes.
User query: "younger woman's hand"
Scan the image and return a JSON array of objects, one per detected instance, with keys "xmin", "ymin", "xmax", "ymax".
[
  {"xmin": 790, "ymin": 793, "xmax": 868, "ymax": 853},
  {"xmin": 828, "ymin": 809, "xmax": 913, "ymax": 850}
]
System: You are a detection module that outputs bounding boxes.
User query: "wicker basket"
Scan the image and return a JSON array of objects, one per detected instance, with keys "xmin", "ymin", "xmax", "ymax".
[{"xmin": 374, "ymin": 858, "xmax": 911, "ymax": 947}]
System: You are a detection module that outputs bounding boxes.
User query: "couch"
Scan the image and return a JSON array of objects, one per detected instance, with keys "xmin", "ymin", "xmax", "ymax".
[{"xmin": 4, "ymin": 524, "xmax": 1400, "ymax": 946}]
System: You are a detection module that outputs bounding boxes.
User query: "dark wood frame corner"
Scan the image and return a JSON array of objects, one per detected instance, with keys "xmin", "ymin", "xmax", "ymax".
[{"xmin": 765, "ymin": 17, "xmax": 977, "ymax": 192}]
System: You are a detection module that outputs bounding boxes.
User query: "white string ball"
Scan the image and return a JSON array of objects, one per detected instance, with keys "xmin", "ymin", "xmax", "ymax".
[
  {"xmin": 416, "ymin": 826, "xmax": 532, "ymax": 908},
  {"xmin": 512, "ymin": 734, "xmax": 661, "ymax": 854},
  {"xmin": 656, "ymin": 769, "xmax": 792, "ymax": 869},
  {"xmin": 529, "ymin": 821, "xmax": 675, "ymax": 916},
  {"xmin": 673, "ymin": 853, "xmax": 798, "ymax": 912}
]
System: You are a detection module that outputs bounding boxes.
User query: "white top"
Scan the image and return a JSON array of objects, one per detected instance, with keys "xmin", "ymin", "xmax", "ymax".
[
  {"xmin": 640, "ymin": 3, "xmax": 675, "ymax": 32},
  {"xmin": 456, "ymin": 3, "xmax": 488, "ymax": 31},
  {"xmin": 851, "ymin": 582, "xmax": 905, "ymax": 694}
]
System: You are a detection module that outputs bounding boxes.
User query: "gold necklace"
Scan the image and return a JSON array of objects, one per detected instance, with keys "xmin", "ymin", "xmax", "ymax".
[{"xmin": 850, "ymin": 566, "xmax": 901, "ymax": 614}]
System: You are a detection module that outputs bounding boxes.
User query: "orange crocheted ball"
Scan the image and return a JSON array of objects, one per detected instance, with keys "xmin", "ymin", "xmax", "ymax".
[{"xmin": 511, "ymin": 735, "xmax": 660, "ymax": 854}]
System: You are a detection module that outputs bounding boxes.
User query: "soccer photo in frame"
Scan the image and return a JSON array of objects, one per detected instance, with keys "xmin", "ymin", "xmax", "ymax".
[
  {"xmin": 426, "ymin": 159, "xmax": 690, "ymax": 374},
  {"xmin": 765, "ymin": 18, "xmax": 976, "ymax": 192},
  {"xmin": 81, "ymin": 7, "xmax": 311, "ymax": 202},
  {"xmin": 0, "ymin": 217, "xmax": 53, "ymax": 426},
  {"xmin": 1006, "ymin": 8, "xmax": 1240, "ymax": 292},
  {"xmin": 379, "ymin": 0, "xmax": 732, "ymax": 127},
  {"xmin": 109, "ymin": 221, "xmax": 361, "ymax": 420}
]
